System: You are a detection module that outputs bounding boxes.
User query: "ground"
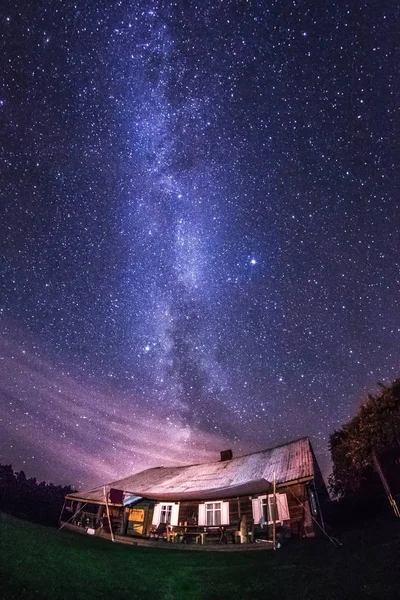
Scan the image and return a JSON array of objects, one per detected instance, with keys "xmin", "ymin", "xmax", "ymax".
[{"xmin": 1, "ymin": 512, "xmax": 400, "ymax": 599}]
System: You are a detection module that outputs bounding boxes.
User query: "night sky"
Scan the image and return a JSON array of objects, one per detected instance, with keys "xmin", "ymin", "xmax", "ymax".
[{"xmin": 1, "ymin": 1, "xmax": 399, "ymax": 490}]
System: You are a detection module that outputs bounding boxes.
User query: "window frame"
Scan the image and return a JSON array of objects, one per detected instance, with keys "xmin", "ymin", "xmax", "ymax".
[
  {"xmin": 252, "ymin": 493, "xmax": 289, "ymax": 526},
  {"xmin": 198, "ymin": 500, "xmax": 230, "ymax": 526},
  {"xmin": 307, "ymin": 485, "xmax": 318, "ymax": 517},
  {"xmin": 159, "ymin": 503, "xmax": 173, "ymax": 524},
  {"xmin": 205, "ymin": 501, "xmax": 222, "ymax": 526},
  {"xmin": 261, "ymin": 495, "xmax": 279, "ymax": 524},
  {"xmin": 152, "ymin": 502, "xmax": 180, "ymax": 526}
]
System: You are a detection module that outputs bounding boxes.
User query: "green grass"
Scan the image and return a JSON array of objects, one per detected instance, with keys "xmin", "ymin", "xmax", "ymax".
[{"xmin": 1, "ymin": 512, "xmax": 400, "ymax": 600}]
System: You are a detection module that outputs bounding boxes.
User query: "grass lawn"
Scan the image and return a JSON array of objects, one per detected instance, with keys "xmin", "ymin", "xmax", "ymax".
[{"xmin": 1, "ymin": 512, "xmax": 400, "ymax": 600}]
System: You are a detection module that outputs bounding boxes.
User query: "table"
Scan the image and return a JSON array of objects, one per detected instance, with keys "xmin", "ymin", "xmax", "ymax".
[{"xmin": 169, "ymin": 527, "xmax": 207, "ymax": 545}]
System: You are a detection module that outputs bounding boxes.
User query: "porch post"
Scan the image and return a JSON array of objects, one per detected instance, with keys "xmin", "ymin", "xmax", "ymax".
[
  {"xmin": 104, "ymin": 486, "xmax": 115, "ymax": 542},
  {"xmin": 122, "ymin": 507, "xmax": 129, "ymax": 535},
  {"xmin": 272, "ymin": 471, "xmax": 277, "ymax": 551},
  {"xmin": 96, "ymin": 504, "xmax": 103, "ymax": 527},
  {"xmin": 372, "ymin": 450, "xmax": 400, "ymax": 517}
]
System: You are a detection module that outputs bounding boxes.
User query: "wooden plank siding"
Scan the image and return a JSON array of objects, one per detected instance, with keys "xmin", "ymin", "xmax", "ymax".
[
  {"xmin": 228, "ymin": 496, "xmax": 253, "ymax": 529},
  {"xmin": 281, "ymin": 482, "xmax": 314, "ymax": 537},
  {"xmin": 176, "ymin": 500, "xmax": 199, "ymax": 526},
  {"xmin": 176, "ymin": 496, "xmax": 254, "ymax": 529}
]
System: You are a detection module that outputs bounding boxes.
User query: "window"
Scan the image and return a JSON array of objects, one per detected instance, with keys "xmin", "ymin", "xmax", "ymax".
[
  {"xmin": 308, "ymin": 486, "xmax": 318, "ymax": 516},
  {"xmin": 160, "ymin": 504, "xmax": 173, "ymax": 524},
  {"xmin": 261, "ymin": 495, "xmax": 279, "ymax": 524},
  {"xmin": 152, "ymin": 503, "xmax": 179, "ymax": 526},
  {"xmin": 198, "ymin": 501, "xmax": 230, "ymax": 526},
  {"xmin": 206, "ymin": 502, "xmax": 222, "ymax": 526},
  {"xmin": 252, "ymin": 493, "xmax": 289, "ymax": 526}
]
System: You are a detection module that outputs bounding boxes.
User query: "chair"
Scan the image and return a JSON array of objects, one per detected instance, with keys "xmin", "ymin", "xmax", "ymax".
[{"xmin": 149, "ymin": 522, "xmax": 167, "ymax": 539}]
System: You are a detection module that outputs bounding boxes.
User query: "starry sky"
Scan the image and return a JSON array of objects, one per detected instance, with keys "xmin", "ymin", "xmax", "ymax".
[{"xmin": 1, "ymin": 1, "xmax": 399, "ymax": 490}]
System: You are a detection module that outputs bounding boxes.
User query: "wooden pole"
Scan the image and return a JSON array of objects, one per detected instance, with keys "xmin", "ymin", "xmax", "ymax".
[
  {"xmin": 96, "ymin": 503, "xmax": 103, "ymax": 527},
  {"xmin": 58, "ymin": 499, "xmax": 66, "ymax": 526},
  {"xmin": 372, "ymin": 451, "xmax": 400, "ymax": 518},
  {"xmin": 122, "ymin": 507, "xmax": 129, "ymax": 536},
  {"xmin": 104, "ymin": 486, "xmax": 115, "ymax": 542},
  {"xmin": 272, "ymin": 471, "xmax": 276, "ymax": 551}
]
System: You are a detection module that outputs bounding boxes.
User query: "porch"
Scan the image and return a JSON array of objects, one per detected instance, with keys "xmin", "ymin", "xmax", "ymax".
[{"xmin": 60, "ymin": 521, "xmax": 274, "ymax": 551}]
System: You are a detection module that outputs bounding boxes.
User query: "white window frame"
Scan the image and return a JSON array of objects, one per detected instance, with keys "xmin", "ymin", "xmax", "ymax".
[
  {"xmin": 198, "ymin": 501, "xmax": 230, "ymax": 526},
  {"xmin": 252, "ymin": 493, "xmax": 289, "ymax": 526},
  {"xmin": 206, "ymin": 502, "xmax": 222, "ymax": 526},
  {"xmin": 160, "ymin": 504, "xmax": 173, "ymax": 524},
  {"xmin": 152, "ymin": 502, "xmax": 180, "ymax": 526}
]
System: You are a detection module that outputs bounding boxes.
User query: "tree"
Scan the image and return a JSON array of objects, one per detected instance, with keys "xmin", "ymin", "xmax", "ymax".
[
  {"xmin": 329, "ymin": 379, "xmax": 400, "ymax": 499},
  {"xmin": 0, "ymin": 464, "xmax": 75, "ymax": 525}
]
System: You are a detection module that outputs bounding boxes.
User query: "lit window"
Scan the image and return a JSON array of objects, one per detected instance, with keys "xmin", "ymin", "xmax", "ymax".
[
  {"xmin": 160, "ymin": 504, "xmax": 173, "ymax": 524},
  {"xmin": 152, "ymin": 502, "xmax": 179, "ymax": 527},
  {"xmin": 261, "ymin": 495, "xmax": 279, "ymax": 523},
  {"xmin": 252, "ymin": 493, "xmax": 289, "ymax": 525},
  {"xmin": 206, "ymin": 502, "xmax": 222, "ymax": 526},
  {"xmin": 198, "ymin": 501, "xmax": 230, "ymax": 526}
]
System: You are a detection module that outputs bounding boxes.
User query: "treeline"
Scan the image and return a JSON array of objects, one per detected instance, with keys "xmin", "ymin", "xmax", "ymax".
[{"xmin": 0, "ymin": 464, "xmax": 75, "ymax": 526}]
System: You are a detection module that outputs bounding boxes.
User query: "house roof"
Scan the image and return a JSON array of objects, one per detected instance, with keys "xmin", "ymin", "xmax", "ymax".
[{"xmin": 66, "ymin": 437, "xmax": 315, "ymax": 504}]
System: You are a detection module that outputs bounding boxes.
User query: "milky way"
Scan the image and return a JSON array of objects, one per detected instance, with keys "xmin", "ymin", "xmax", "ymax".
[{"xmin": 1, "ymin": 2, "xmax": 399, "ymax": 488}]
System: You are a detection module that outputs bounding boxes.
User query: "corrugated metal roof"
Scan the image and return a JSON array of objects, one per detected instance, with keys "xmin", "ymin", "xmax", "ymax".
[{"xmin": 67, "ymin": 437, "xmax": 314, "ymax": 504}]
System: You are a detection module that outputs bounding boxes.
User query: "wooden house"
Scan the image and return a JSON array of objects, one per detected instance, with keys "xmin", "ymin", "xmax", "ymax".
[{"xmin": 62, "ymin": 437, "xmax": 328, "ymax": 545}]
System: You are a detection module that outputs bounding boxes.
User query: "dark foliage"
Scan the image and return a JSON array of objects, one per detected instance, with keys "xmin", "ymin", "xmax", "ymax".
[
  {"xmin": 328, "ymin": 379, "xmax": 400, "ymax": 507},
  {"xmin": 324, "ymin": 475, "xmax": 390, "ymax": 530},
  {"xmin": 0, "ymin": 464, "xmax": 75, "ymax": 526}
]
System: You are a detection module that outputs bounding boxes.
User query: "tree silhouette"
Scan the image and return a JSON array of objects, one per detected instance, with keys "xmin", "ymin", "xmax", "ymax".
[
  {"xmin": 0, "ymin": 464, "xmax": 75, "ymax": 526},
  {"xmin": 329, "ymin": 379, "xmax": 400, "ymax": 499}
]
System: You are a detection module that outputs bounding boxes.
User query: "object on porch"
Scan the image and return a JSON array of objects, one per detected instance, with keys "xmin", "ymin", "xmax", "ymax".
[
  {"xmin": 149, "ymin": 522, "xmax": 168, "ymax": 540},
  {"xmin": 239, "ymin": 514, "xmax": 248, "ymax": 543}
]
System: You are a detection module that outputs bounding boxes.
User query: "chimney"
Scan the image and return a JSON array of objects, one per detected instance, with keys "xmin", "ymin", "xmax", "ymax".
[{"xmin": 220, "ymin": 449, "xmax": 233, "ymax": 462}]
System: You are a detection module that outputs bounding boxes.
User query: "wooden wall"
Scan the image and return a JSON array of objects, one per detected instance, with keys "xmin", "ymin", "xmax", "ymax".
[
  {"xmin": 228, "ymin": 496, "xmax": 254, "ymax": 528},
  {"xmin": 278, "ymin": 482, "xmax": 314, "ymax": 537},
  {"xmin": 176, "ymin": 496, "xmax": 254, "ymax": 528},
  {"xmin": 127, "ymin": 481, "xmax": 319, "ymax": 538},
  {"xmin": 177, "ymin": 499, "xmax": 200, "ymax": 525}
]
